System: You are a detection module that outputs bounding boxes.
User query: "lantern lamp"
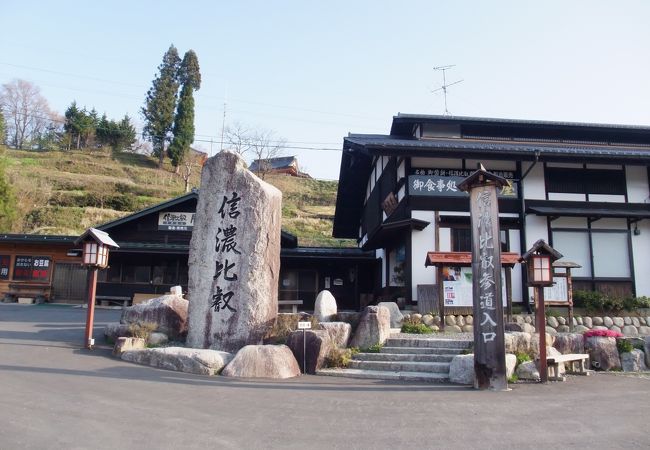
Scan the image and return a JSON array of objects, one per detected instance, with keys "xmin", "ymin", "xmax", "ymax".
[{"xmin": 520, "ymin": 239, "xmax": 562, "ymax": 288}]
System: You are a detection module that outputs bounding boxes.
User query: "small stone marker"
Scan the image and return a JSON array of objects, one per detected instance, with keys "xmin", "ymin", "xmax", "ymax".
[{"xmin": 186, "ymin": 151, "xmax": 282, "ymax": 352}]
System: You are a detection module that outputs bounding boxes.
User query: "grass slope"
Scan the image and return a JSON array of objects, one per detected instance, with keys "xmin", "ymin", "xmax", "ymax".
[{"xmin": 2, "ymin": 148, "xmax": 354, "ymax": 247}]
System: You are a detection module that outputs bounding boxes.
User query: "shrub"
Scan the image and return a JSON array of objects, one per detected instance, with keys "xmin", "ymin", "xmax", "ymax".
[
  {"xmin": 616, "ymin": 339, "xmax": 633, "ymax": 354},
  {"xmin": 363, "ymin": 343, "xmax": 383, "ymax": 353},
  {"xmin": 402, "ymin": 315, "xmax": 422, "ymax": 326},
  {"xmin": 515, "ymin": 352, "xmax": 532, "ymax": 367},
  {"xmin": 583, "ymin": 329, "xmax": 624, "ymax": 338},
  {"xmin": 401, "ymin": 323, "xmax": 434, "ymax": 334},
  {"xmin": 128, "ymin": 321, "xmax": 158, "ymax": 340},
  {"xmin": 325, "ymin": 347, "xmax": 359, "ymax": 368}
]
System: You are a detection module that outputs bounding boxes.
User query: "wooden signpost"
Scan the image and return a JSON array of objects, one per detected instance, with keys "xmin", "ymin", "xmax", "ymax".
[{"xmin": 458, "ymin": 164, "xmax": 508, "ymax": 391}]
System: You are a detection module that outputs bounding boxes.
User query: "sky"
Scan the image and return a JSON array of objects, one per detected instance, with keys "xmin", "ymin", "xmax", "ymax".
[{"xmin": 1, "ymin": 1, "xmax": 649, "ymax": 180}]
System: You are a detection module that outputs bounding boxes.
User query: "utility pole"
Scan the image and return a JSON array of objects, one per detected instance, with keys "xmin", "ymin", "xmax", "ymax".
[{"xmin": 432, "ymin": 65, "xmax": 463, "ymax": 115}]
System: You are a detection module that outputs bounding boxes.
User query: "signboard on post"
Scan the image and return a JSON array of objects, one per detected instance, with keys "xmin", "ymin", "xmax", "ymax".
[
  {"xmin": 458, "ymin": 164, "xmax": 509, "ymax": 391},
  {"xmin": 297, "ymin": 321, "xmax": 312, "ymax": 330}
]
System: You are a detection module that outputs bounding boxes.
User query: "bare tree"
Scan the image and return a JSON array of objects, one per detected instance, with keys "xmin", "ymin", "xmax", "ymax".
[
  {"xmin": 0, "ymin": 79, "xmax": 53, "ymax": 149},
  {"xmin": 179, "ymin": 148, "xmax": 207, "ymax": 192},
  {"xmin": 249, "ymin": 128, "xmax": 286, "ymax": 179},
  {"xmin": 223, "ymin": 121, "xmax": 253, "ymax": 157}
]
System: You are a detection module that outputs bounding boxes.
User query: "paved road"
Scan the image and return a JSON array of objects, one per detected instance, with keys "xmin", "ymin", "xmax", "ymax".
[{"xmin": 1, "ymin": 304, "xmax": 649, "ymax": 449}]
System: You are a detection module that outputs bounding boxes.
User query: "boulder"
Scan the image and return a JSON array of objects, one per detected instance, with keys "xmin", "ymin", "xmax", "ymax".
[
  {"xmin": 593, "ymin": 325, "xmax": 609, "ymax": 331},
  {"xmin": 592, "ymin": 317, "xmax": 603, "ymax": 326},
  {"xmin": 336, "ymin": 311, "xmax": 361, "ymax": 330},
  {"xmin": 433, "ymin": 316, "xmax": 442, "ymax": 326},
  {"xmin": 445, "ymin": 325, "xmax": 462, "ymax": 333},
  {"xmin": 610, "ymin": 325, "xmax": 622, "ymax": 334},
  {"xmin": 516, "ymin": 361, "xmax": 541, "ymax": 381},
  {"xmin": 505, "ymin": 322, "xmax": 525, "ymax": 332},
  {"xmin": 350, "ymin": 306, "xmax": 391, "ymax": 349},
  {"xmin": 462, "ymin": 325, "xmax": 474, "ymax": 333},
  {"xmin": 505, "ymin": 332, "xmax": 532, "ymax": 355},
  {"xmin": 603, "ymin": 317, "xmax": 614, "ymax": 328},
  {"xmin": 530, "ymin": 333, "xmax": 556, "ymax": 359},
  {"xmin": 186, "ymin": 151, "xmax": 282, "ymax": 352},
  {"xmin": 431, "ymin": 325, "xmax": 441, "ymax": 332},
  {"xmin": 553, "ymin": 333, "xmax": 585, "ymax": 355},
  {"xmin": 521, "ymin": 323, "xmax": 536, "ymax": 334},
  {"xmin": 557, "ymin": 325, "xmax": 570, "ymax": 333},
  {"xmin": 422, "ymin": 314, "xmax": 435, "ymax": 327},
  {"xmin": 557, "ymin": 316, "xmax": 566, "ymax": 326},
  {"xmin": 113, "ymin": 337, "xmax": 145, "ymax": 356},
  {"xmin": 574, "ymin": 325, "xmax": 590, "ymax": 333},
  {"xmin": 585, "ymin": 336, "xmax": 621, "ymax": 371},
  {"xmin": 645, "ymin": 336, "xmax": 650, "ymax": 367},
  {"xmin": 547, "ymin": 316, "xmax": 559, "ymax": 328},
  {"xmin": 121, "ymin": 294, "xmax": 189, "ymax": 341},
  {"xmin": 613, "ymin": 317, "xmax": 625, "ymax": 328},
  {"xmin": 121, "ymin": 347, "xmax": 232, "ymax": 376},
  {"xmin": 221, "ymin": 345, "xmax": 300, "ymax": 379},
  {"xmin": 640, "ymin": 326, "xmax": 650, "ymax": 336},
  {"xmin": 632, "ymin": 317, "xmax": 641, "ymax": 328},
  {"xmin": 319, "ymin": 322, "xmax": 351, "ymax": 349},
  {"xmin": 449, "ymin": 354, "xmax": 474, "ymax": 385},
  {"xmin": 513, "ymin": 315, "xmax": 525, "ymax": 325},
  {"xmin": 456, "ymin": 315, "xmax": 466, "ymax": 327},
  {"xmin": 411, "ymin": 313, "xmax": 422, "ymax": 322},
  {"xmin": 576, "ymin": 317, "xmax": 583, "ymax": 325},
  {"xmin": 622, "ymin": 325, "xmax": 639, "ymax": 336},
  {"xmin": 148, "ymin": 332, "xmax": 168, "ymax": 346},
  {"xmin": 621, "ymin": 350, "xmax": 647, "ymax": 372},
  {"xmin": 314, "ymin": 290, "xmax": 337, "ymax": 322},
  {"xmin": 104, "ymin": 322, "xmax": 132, "ymax": 342},
  {"xmin": 445, "ymin": 315, "xmax": 457, "ymax": 326},
  {"xmin": 583, "ymin": 317, "xmax": 593, "ymax": 328},
  {"xmin": 524, "ymin": 315, "xmax": 533, "ymax": 324},
  {"xmin": 506, "ymin": 353, "xmax": 517, "ymax": 378},
  {"xmin": 465, "ymin": 315, "xmax": 473, "ymax": 325},
  {"xmin": 377, "ymin": 302, "xmax": 404, "ymax": 328},
  {"xmin": 545, "ymin": 326, "xmax": 557, "ymax": 336},
  {"xmin": 286, "ymin": 330, "xmax": 333, "ymax": 374}
]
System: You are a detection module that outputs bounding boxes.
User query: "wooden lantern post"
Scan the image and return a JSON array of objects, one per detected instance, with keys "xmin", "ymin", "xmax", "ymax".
[
  {"xmin": 75, "ymin": 228, "xmax": 119, "ymax": 349},
  {"xmin": 520, "ymin": 240, "xmax": 562, "ymax": 383},
  {"xmin": 458, "ymin": 164, "xmax": 509, "ymax": 391}
]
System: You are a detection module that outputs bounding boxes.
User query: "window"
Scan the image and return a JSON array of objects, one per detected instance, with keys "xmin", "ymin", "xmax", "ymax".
[
  {"xmin": 388, "ymin": 243, "xmax": 406, "ymax": 286},
  {"xmin": 546, "ymin": 168, "xmax": 626, "ymax": 195},
  {"xmin": 451, "ymin": 228, "xmax": 509, "ymax": 252},
  {"xmin": 552, "ymin": 229, "xmax": 630, "ymax": 279},
  {"xmin": 279, "ymin": 270, "xmax": 318, "ymax": 302}
]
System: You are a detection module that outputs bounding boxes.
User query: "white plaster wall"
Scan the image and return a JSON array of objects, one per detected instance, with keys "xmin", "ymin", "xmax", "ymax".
[
  {"xmin": 548, "ymin": 193, "xmax": 586, "ymax": 201},
  {"xmin": 411, "ymin": 211, "xmax": 437, "ymax": 300},
  {"xmin": 397, "ymin": 160, "xmax": 406, "ymax": 180},
  {"xmin": 397, "ymin": 185, "xmax": 406, "ymax": 202},
  {"xmin": 589, "ymin": 194, "xmax": 625, "ymax": 203},
  {"xmin": 439, "ymin": 227, "xmax": 452, "ymax": 252},
  {"xmin": 525, "ymin": 215, "xmax": 549, "ymax": 248},
  {"xmin": 626, "ymin": 166, "xmax": 649, "ymax": 203},
  {"xmin": 522, "ymin": 162, "xmax": 545, "ymax": 200},
  {"xmin": 465, "ymin": 159, "xmax": 516, "ymax": 171},
  {"xmin": 508, "ymin": 229, "xmax": 523, "ymax": 302},
  {"xmin": 410, "ymin": 157, "xmax": 463, "ymax": 169},
  {"xmin": 632, "ymin": 220, "xmax": 650, "ymax": 296},
  {"xmin": 550, "ymin": 217, "xmax": 588, "ymax": 229},
  {"xmin": 377, "ymin": 248, "xmax": 386, "ymax": 288},
  {"xmin": 590, "ymin": 218, "xmax": 628, "ymax": 230}
]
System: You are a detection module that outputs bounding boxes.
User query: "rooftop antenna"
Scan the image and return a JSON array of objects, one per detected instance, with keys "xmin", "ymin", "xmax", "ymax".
[{"xmin": 432, "ymin": 65, "xmax": 463, "ymax": 115}]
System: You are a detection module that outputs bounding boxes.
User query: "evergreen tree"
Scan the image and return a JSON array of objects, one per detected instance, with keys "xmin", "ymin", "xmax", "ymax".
[
  {"xmin": 168, "ymin": 50, "xmax": 201, "ymax": 171},
  {"xmin": 141, "ymin": 45, "xmax": 181, "ymax": 168}
]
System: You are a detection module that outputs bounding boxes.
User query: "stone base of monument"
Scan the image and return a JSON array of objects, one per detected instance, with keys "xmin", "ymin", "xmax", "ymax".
[
  {"xmin": 120, "ymin": 294, "xmax": 189, "ymax": 341},
  {"xmin": 221, "ymin": 345, "xmax": 301, "ymax": 379},
  {"xmin": 113, "ymin": 337, "xmax": 146, "ymax": 357},
  {"xmin": 121, "ymin": 347, "xmax": 233, "ymax": 376},
  {"xmin": 449, "ymin": 353, "xmax": 517, "ymax": 385}
]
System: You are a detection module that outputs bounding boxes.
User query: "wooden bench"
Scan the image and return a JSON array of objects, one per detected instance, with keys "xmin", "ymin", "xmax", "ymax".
[
  {"xmin": 6, "ymin": 283, "xmax": 50, "ymax": 303},
  {"xmin": 279, "ymin": 300, "xmax": 303, "ymax": 313},
  {"xmin": 547, "ymin": 353, "xmax": 591, "ymax": 381},
  {"xmin": 96, "ymin": 295, "xmax": 131, "ymax": 307}
]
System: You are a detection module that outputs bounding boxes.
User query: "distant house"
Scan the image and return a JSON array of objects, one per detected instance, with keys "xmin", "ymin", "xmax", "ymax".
[{"xmin": 249, "ymin": 156, "xmax": 310, "ymax": 178}]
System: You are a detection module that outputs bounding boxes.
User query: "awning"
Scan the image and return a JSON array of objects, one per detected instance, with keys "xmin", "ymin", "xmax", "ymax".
[
  {"xmin": 527, "ymin": 204, "xmax": 650, "ymax": 220},
  {"xmin": 362, "ymin": 218, "xmax": 430, "ymax": 250},
  {"xmin": 425, "ymin": 251, "xmax": 521, "ymax": 267}
]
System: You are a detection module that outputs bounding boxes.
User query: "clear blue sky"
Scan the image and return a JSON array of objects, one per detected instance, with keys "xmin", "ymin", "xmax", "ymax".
[{"xmin": 2, "ymin": 1, "xmax": 649, "ymax": 179}]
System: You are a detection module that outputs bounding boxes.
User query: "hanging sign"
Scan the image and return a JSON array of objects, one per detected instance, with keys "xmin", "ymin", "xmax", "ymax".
[
  {"xmin": 409, "ymin": 168, "xmax": 517, "ymax": 198},
  {"xmin": 158, "ymin": 212, "xmax": 195, "ymax": 231}
]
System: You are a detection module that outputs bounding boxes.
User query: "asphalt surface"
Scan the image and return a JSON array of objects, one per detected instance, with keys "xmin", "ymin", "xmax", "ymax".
[{"xmin": 1, "ymin": 304, "xmax": 649, "ymax": 449}]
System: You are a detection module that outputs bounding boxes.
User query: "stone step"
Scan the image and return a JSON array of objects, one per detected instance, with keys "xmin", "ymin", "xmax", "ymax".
[
  {"xmin": 348, "ymin": 360, "xmax": 450, "ymax": 373},
  {"xmin": 317, "ymin": 368, "xmax": 450, "ymax": 383},
  {"xmin": 353, "ymin": 352, "xmax": 455, "ymax": 363},
  {"xmin": 380, "ymin": 346, "xmax": 465, "ymax": 355},
  {"xmin": 384, "ymin": 338, "xmax": 472, "ymax": 349}
]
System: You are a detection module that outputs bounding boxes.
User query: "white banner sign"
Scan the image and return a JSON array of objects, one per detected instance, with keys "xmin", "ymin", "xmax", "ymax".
[{"xmin": 158, "ymin": 212, "xmax": 195, "ymax": 231}]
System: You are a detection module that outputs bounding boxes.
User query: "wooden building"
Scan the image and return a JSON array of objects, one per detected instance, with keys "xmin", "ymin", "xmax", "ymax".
[
  {"xmin": 0, "ymin": 191, "xmax": 378, "ymax": 310},
  {"xmin": 333, "ymin": 114, "xmax": 650, "ymax": 310}
]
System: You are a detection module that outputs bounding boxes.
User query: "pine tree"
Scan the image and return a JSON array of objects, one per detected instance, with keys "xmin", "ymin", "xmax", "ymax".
[
  {"xmin": 168, "ymin": 50, "xmax": 201, "ymax": 171},
  {"xmin": 141, "ymin": 45, "xmax": 181, "ymax": 168}
]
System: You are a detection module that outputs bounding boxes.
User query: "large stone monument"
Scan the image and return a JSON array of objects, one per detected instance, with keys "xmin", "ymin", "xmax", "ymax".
[{"xmin": 186, "ymin": 151, "xmax": 282, "ymax": 352}]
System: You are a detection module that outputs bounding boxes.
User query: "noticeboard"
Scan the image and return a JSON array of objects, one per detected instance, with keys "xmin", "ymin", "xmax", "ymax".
[
  {"xmin": 441, "ymin": 266, "xmax": 508, "ymax": 308},
  {"xmin": 543, "ymin": 277, "xmax": 568, "ymax": 303}
]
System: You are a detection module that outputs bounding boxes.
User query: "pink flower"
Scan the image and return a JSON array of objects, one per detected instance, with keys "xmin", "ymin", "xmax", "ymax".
[{"xmin": 583, "ymin": 329, "xmax": 624, "ymax": 338}]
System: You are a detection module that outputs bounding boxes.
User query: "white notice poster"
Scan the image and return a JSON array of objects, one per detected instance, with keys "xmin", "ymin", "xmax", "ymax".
[{"xmin": 442, "ymin": 266, "xmax": 508, "ymax": 307}]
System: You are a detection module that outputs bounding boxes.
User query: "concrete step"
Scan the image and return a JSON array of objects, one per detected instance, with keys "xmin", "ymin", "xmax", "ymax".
[
  {"xmin": 384, "ymin": 338, "xmax": 472, "ymax": 349},
  {"xmin": 380, "ymin": 346, "xmax": 465, "ymax": 355},
  {"xmin": 348, "ymin": 360, "xmax": 450, "ymax": 373},
  {"xmin": 353, "ymin": 352, "xmax": 454, "ymax": 363},
  {"xmin": 317, "ymin": 368, "xmax": 450, "ymax": 383}
]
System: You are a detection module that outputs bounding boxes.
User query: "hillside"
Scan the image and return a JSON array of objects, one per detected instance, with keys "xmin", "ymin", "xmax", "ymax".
[{"xmin": 1, "ymin": 147, "xmax": 354, "ymax": 247}]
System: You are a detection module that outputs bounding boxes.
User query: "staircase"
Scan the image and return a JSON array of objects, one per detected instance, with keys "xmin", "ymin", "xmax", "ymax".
[{"xmin": 318, "ymin": 336, "xmax": 472, "ymax": 382}]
